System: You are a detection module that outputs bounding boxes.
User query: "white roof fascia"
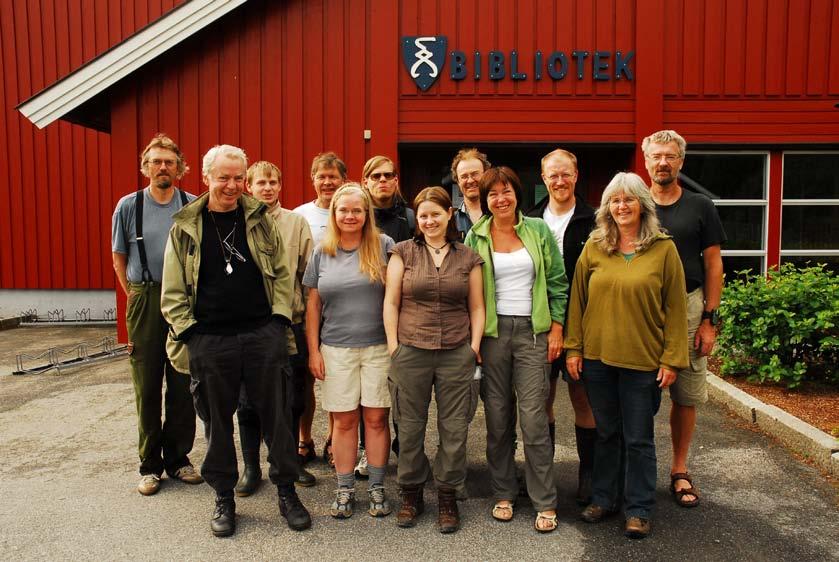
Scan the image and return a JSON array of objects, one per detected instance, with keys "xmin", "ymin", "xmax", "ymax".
[{"xmin": 18, "ymin": 0, "xmax": 249, "ymax": 129}]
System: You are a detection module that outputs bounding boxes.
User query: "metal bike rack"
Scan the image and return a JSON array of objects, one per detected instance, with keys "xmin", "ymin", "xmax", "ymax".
[{"xmin": 13, "ymin": 336, "xmax": 128, "ymax": 375}]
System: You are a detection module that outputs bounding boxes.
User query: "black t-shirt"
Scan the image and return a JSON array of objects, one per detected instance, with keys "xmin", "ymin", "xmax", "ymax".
[
  {"xmin": 655, "ymin": 189, "xmax": 727, "ymax": 293},
  {"xmin": 194, "ymin": 206, "xmax": 271, "ymax": 334}
]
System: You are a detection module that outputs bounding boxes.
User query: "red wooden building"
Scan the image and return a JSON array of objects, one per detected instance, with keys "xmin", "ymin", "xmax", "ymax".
[{"xmin": 4, "ymin": 0, "xmax": 839, "ymax": 334}]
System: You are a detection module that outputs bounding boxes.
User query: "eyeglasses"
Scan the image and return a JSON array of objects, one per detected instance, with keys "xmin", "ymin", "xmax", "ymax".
[
  {"xmin": 609, "ymin": 197, "xmax": 638, "ymax": 206},
  {"xmin": 148, "ymin": 158, "xmax": 177, "ymax": 168},
  {"xmin": 544, "ymin": 173, "xmax": 575, "ymax": 184},
  {"xmin": 458, "ymin": 171, "xmax": 481, "ymax": 182},
  {"xmin": 645, "ymin": 153, "xmax": 681, "ymax": 163},
  {"xmin": 369, "ymin": 172, "xmax": 396, "ymax": 181}
]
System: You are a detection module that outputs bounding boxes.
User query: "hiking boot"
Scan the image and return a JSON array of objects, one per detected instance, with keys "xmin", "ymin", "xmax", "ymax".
[
  {"xmin": 368, "ymin": 484, "xmax": 392, "ymax": 517},
  {"xmin": 210, "ymin": 493, "xmax": 236, "ymax": 537},
  {"xmin": 278, "ymin": 488, "xmax": 312, "ymax": 531},
  {"xmin": 580, "ymin": 503, "xmax": 616, "ymax": 523},
  {"xmin": 625, "ymin": 516, "xmax": 651, "ymax": 539},
  {"xmin": 437, "ymin": 487, "xmax": 460, "ymax": 534},
  {"xmin": 396, "ymin": 485, "xmax": 424, "ymax": 528},
  {"xmin": 330, "ymin": 487, "xmax": 355, "ymax": 519}
]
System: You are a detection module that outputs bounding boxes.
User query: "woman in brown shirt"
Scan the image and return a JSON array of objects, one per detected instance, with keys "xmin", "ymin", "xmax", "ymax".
[{"xmin": 383, "ymin": 186, "xmax": 485, "ymax": 534}]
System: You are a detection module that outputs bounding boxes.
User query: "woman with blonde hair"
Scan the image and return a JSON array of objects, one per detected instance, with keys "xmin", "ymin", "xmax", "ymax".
[
  {"xmin": 565, "ymin": 172, "xmax": 688, "ymax": 539},
  {"xmin": 303, "ymin": 183, "xmax": 395, "ymax": 520}
]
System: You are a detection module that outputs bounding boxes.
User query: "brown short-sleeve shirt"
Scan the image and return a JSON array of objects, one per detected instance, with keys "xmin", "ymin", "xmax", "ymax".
[{"xmin": 390, "ymin": 239, "xmax": 484, "ymax": 350}]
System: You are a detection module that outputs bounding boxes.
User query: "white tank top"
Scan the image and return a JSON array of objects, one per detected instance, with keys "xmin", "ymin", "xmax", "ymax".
[{"xmin": 493, "ymin": 247, "xmax": 535, "ymax": 316}]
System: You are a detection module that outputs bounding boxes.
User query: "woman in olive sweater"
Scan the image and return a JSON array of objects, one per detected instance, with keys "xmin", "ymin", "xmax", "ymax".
[{"xmin": 565, "ymin": 172, "xmax": 688, "ymax": 540}]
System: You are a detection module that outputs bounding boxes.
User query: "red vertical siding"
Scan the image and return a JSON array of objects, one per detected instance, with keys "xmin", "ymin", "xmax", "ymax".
[{"xmin": 0, "ymin": 0, "xmax": 186, "ymax": 291}]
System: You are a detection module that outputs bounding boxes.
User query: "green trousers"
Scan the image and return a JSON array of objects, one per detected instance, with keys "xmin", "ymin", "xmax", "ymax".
[{"xmin": 126, "ymin": 282, "xmax": 196, "ymax": 476}]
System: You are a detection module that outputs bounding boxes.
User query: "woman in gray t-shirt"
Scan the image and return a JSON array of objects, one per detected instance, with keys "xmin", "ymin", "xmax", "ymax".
[{"xmin": 303, "ymin": 183, "xmax": 394, "ymax": 520}]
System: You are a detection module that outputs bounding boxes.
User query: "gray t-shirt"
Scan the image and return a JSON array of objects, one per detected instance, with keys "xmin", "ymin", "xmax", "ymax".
[
  {"xmin": 111, "ymin": 187, "xmax": 196, "ymax": 283},
  {"xmin": 302, "ymin": 234, "xmax": 394, "ymax": 347}
]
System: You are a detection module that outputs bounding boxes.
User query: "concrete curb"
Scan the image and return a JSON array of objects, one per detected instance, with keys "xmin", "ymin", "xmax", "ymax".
[
  {"xmin": 707, "ymin": 374, "xmax": 839, "ymax": 477},
  {"xmin": 0, "ymin": 316, "xmax": 21, "ymax": 331}
]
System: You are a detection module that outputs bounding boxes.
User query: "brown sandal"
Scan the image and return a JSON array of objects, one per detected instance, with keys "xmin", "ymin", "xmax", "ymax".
[
  {"xmin": 670, "ymin": 472, "xmax": 700, "ymax": 508},
  {"xmin": 298, "ymin": 440, "xmax": 316, "ymax": 464},
  {"xmin": 322, "ymin": 438, "xmax": 335, "ymax": 466}
]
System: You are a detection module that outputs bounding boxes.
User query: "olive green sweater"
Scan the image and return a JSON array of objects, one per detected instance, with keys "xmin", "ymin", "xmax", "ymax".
[{"xmin": 565, "ymin": 235, "xmax": 689, "ymax": 372}]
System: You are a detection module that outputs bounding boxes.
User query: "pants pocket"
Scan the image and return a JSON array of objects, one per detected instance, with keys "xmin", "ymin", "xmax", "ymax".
[
  {"xmin": 388, "ymin": 377, "xmax": 401, "ymax": 423},
  {"xmin": 189, "ymin": 376, "xmax": 210, "ymax": 424}
]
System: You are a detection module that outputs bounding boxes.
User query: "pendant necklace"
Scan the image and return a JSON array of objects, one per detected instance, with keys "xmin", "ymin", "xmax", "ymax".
[
  {"xmin": 209, "ymin": 210, "xmax": 237, "ymax": 275},
  {"xmin": 426, "ymin": 240, "xmax": 448, "ymax": 254}
]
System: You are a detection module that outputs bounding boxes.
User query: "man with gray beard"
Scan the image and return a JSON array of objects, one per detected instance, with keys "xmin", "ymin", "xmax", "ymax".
[{"xmin": 112, "ymin": 134, "xmax": 202, "ymax": 496}]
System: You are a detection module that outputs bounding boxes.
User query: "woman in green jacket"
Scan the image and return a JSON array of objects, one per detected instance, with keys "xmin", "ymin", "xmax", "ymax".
[{"xmin": 464, "ymin": 166, "xmax": 568, "ymax": 533}]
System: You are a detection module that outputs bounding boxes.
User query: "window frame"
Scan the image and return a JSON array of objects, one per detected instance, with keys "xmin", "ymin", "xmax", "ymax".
[
  {"xmin": 685, "ymin": 150, "xmax": 770, "ymax": 273},
  {"xmin": 780, "ymin": 151, "xmax": 839, "ymax": 260}
]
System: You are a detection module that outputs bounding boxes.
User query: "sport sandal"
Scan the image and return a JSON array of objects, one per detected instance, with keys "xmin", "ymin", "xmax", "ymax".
[
  {"xmin": 491, "ymin": 501, "xmax": 514, "ymax": 522},
  {"xmin": 534, "ymin": 511, "xmax": 558, "ymax": 533}
]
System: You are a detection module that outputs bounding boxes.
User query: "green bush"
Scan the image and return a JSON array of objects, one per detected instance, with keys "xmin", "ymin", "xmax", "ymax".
[{"xmin": 715, "ymin": 263, "xmax": 839, "ymax": 388}]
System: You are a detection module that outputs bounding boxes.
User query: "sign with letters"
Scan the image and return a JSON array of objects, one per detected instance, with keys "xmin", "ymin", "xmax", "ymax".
[{"xmin": 402, "ymin": 35, "xmax": 634, "ymax": 91}]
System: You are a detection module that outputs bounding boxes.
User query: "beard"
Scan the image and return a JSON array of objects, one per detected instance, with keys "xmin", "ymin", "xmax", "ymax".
[
  {"xmin": 154, "ymin": 175, "xmax": 173, "ymax": 189},
  {"xmin": 653, "ymin": 171, "xmax": 676, "ymax": 186}
]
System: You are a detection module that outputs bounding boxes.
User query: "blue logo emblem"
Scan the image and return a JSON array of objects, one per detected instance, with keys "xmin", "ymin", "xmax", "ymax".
[{"xmin": 402, "ymin": 36, "xmax": 447, "ymax": 91}]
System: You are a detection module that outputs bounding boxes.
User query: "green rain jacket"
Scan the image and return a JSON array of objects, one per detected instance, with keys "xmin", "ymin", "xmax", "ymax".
[
  {"xmin": 465, "ymin": 212, "xmax": 569, "ymax": 337},
  {"xmin": 160, "ymin": 193, "xmax": 293, "ymax": 374}
]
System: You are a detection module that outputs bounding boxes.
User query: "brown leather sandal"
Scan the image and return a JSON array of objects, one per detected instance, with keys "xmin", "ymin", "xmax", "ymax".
[{"xmin": 670, "ymin": 472, "xmax": 700, "ymax": 508}]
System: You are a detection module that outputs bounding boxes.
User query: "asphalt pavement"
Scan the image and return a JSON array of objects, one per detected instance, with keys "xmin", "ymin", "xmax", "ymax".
[{"xmin": 0, "ymin": 326, "xmax": 836, "ymax": 561}]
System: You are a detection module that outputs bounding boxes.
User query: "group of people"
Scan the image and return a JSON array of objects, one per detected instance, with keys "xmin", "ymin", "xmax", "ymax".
[{"xmin": 111, "ymin": 128, "xmax": 725, "ymax": 540}]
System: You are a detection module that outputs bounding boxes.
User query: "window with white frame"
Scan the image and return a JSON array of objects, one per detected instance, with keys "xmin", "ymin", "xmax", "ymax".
[
  {"xmin": 680, "ymin": 151, "xmax": 769, "ymax": 279},
  {"xmin": 781, "ymin": 152, "xmax": 839, "ymax": 273}
]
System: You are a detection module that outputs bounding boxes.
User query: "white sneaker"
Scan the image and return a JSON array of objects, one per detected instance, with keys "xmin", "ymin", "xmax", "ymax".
[{"xmin": 354, "ymin": 448, "xmax": 369, "ymax": 479}]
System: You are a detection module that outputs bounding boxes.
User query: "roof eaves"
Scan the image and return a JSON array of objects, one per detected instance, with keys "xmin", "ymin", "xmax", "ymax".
[{"xmin": 17, "ymin": 0, "xmax": 249, "ymax": 130}]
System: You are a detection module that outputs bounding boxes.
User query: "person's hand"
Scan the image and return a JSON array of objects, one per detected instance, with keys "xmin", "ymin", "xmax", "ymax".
[
  {"xmin": 566, "ymin": 356, "xmax": 582, "ymax": 381},
  {"xmin": 388, "ymin": 341, "xmax": 399, "ymax": 357},
  {"xmin": 657, "ymin": 367, "xmax": 677, "ymax": 388},
  {"xmin": 547, "ymin": 323, "xmax": 564, "ymax": 363},
  {"xmin": 308, "ymin": 350, "xmax": 325, "ymax": 381},
  {"xmin": 471, "ymin": 343, "xmax": 482, "ymax": 365},
  {"xmin": 694, "ymin": 322, "xmax": 717, "ymax": 357}
]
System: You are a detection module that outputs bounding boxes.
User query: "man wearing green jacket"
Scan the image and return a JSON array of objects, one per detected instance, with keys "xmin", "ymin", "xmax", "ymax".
[{"xmin": 161, "ymin": 145, "xmax": 311, "ymax": 538}]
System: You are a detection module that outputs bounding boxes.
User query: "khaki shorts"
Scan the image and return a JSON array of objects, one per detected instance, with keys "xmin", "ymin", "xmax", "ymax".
[
  {"xmin": 669, "ymin": 287, "xmax": 709, "ymax": 407},
  {"xmin": 320, "ymin": 343, "xmax": 391, "ymax": 412}
]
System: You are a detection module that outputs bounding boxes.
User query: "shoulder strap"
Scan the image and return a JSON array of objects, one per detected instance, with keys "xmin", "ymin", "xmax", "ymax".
[
  {"xmin": 135, "ymin": 189, "xmax": 153, "ymax": 282},
  {"xmin": 179, "ymin": 188, "xmax": 188, "ymax": 206}
]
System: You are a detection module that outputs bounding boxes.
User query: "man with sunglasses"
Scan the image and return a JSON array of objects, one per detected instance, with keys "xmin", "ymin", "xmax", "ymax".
[
  {"xmin": 363, "ymin": 155, "xmax": 415, "ymax": 243},
  {"xmin": 643, "ymin": 130, "xmax": 726, "ymax": 510},
  {"xmin": 111, "ymin": 134, "xmax": 201, "ymax": 496}
]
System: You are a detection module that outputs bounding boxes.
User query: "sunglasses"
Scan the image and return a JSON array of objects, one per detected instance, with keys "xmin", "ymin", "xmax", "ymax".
[{"xmin": 369, "ymin": 172, "xmax": 396, "ymax": 181}]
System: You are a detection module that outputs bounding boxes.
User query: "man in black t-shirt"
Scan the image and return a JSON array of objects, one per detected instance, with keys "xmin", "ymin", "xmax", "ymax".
[
  {"xmin": 161, "ymin": 145, "xmax": 311, "ymax": 537},
  {"xmin": 644, "ymin": 130, "xmax": 726, "ymax": 509}
]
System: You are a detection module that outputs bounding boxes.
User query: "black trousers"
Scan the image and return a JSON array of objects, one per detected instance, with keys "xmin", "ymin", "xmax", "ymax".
[
  {"xmin": 187, "ymin": 320, "xmax": 296, "ymax": 493},
  {"xmin": 237, "ymin": 323, "xmax": 308, "ymax": 458}
]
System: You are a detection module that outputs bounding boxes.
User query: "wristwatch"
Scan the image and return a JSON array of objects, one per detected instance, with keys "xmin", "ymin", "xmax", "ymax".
[{"xmin": 701, "ymin": 309, "xmax": 720, "ymax": 326}]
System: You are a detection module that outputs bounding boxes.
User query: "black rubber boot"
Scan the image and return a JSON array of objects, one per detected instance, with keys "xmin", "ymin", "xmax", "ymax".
[
  {"xmin": 235, "ymin": 422, "xmax": 263, "ymax": 496},
  {"xmin": 575, "ymin": 425, "xmax": 597, "ymax": 506},
  {"xmin": 211, "ymin": 491, "xmax": 236, "ymax": 537}
]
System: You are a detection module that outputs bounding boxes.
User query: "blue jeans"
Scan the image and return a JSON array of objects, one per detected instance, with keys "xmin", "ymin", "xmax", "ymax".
[{"xmin": 582, "ymin": 359, "xmax": 661, "ymax": 519}]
